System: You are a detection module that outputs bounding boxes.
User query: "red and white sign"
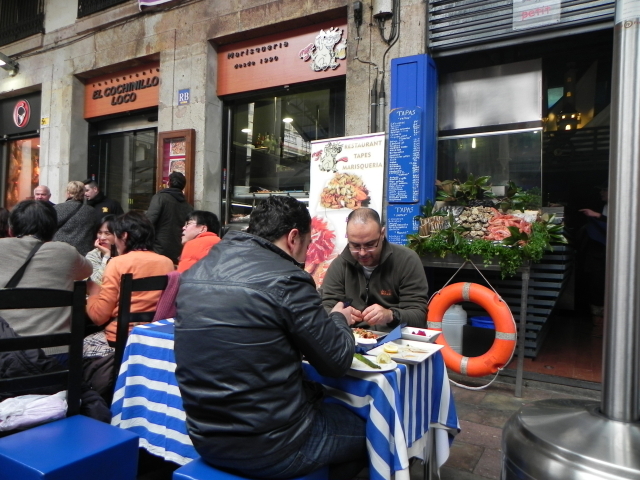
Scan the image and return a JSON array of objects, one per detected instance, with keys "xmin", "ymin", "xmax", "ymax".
[
  {"xmin": 13, "ymin": 100, "xmax": 30, "ymax": 128},
  {"xmin": 512, "ymin": 0, "xmax": 561, "ymax": 30},
  {"xmin": 217, "ymin": 19, "xmax": 347, "ymax": 96}
]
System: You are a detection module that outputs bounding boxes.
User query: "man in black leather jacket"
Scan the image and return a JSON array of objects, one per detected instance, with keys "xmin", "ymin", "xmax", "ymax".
[{"xmin": 175, "ymin": 196, "xmax": 366, "ymax": 480}]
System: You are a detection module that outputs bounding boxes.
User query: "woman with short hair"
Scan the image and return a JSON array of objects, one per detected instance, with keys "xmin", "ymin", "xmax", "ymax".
[
  {"xmin": 86, "ymin": 211, "xmax": 174, "ymax": 356},
  {"xmin": 53, "ymin": 180, "xmax": 97, "ymax": 255}
]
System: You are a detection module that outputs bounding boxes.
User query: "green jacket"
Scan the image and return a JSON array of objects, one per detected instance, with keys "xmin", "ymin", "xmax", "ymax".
[{"xmin": 321, "ymin": 240, "xmax": 429, "ymax": 329}]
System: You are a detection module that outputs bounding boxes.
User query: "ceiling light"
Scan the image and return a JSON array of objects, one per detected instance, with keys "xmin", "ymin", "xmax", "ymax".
[
  {"xmin": 241, "ymin": 128, "xmax": 252, "ymax": 133},
  {"xmin": 282, "ymin": 117, "xmax": 293, "ymax": 123},
  {"xmin": 0, "ymin": 52, "xmax": 19, "ymax": 76}
]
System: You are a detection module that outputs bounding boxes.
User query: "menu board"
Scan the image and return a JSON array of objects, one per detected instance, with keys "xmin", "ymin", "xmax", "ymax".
[
  {"xmin": 160, "ymin": 138, "xmax": 186, "ymax": 188},
  {"xmin": 307, "ymin": 132, "xmax": 386, "ymax": 286},
  {"xmin": 386, "ymin": 204, "xmax": 421, "ymax": 246},
  {"xmin": 388, "ymin": 107, "xmax": 421, "ymax": 203}
]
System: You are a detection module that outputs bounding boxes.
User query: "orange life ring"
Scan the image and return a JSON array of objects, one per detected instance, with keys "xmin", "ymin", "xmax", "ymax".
[{"xmin": 428, "ymin": 282, "xmax": 516, "ymax": 377}]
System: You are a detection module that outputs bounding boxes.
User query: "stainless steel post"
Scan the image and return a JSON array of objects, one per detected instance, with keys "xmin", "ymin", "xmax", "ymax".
[{"xmin": 602, "ymin": 0, "xmax": 640, "ymax": 422}]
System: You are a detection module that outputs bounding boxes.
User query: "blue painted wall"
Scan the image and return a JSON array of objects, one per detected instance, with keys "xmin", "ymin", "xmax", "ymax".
[{"xmin": 387, "ymin": 54, "xmax": 438, "ymax": 244}]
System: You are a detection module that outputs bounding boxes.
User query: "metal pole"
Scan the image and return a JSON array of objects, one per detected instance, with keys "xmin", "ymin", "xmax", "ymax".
[
  {"xmin": 514, "ymin": 264, "xmax": 529, "ymax": 398},
  {"xmin": 602, "ymin": 0, "xmax": 640, "ymax": 422}
]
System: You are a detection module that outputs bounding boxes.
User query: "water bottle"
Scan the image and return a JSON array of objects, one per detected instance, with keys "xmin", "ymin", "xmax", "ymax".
[{"xmin": 442, "ymin": 304, "xmax": 467, "ymax": 354}]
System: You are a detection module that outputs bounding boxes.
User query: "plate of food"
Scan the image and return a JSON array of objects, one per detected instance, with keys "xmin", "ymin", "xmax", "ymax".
[
  {"xmin": 401, "ymin": 327, "xmax": 442, "ymax": 343},
  {"xmin": 352, "ymin": 328, "xmax": 386, "ymax": 345},
  {"xmin": 368, "ymin": 340, "xmax": 444, "ymax": 365},
  {"xmin": 351, "ymin": 354, "xmax": 397, "ymax": 372}
]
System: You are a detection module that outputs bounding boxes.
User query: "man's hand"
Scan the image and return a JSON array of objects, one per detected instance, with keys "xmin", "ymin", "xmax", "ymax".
[
  {"xmin": 580, "ymin": 208, "xmax": 602, "ymax": 219},
  {"xmin": 331, "ymin": 302, "xmax": 356, "ymax": 325},
  {"xmin": 361, "ymin": 304, "xmax": 393, "ymax": 326}
]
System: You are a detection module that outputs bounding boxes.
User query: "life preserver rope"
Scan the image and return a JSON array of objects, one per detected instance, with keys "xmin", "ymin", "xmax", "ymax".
[{"xmin": 428, "ymin": 282, "xmax": 517, "ymax": 378}]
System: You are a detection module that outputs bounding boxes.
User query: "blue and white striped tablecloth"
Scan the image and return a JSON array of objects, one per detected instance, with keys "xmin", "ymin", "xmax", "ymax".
[{"xmin": 111, "ymin": 320, "xmax": 459, "ymax": 479}]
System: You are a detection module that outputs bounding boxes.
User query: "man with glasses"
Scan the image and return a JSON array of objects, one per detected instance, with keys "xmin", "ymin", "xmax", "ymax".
[
  {"xmin": 177, "ymin": 210, "xmax": 221, "ymax": 272},
  {"xmin": 322, "ymin": 208, "xmax": 428, "ymax": 329}
]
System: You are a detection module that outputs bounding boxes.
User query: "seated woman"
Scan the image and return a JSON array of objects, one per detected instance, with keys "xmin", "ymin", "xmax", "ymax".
[
  {"xmin": 0, "ymin": 200, "xmax": 92, "ymax": 359},
  {"xmin": 85, "ymin": 214, "xmax": 117, "ymax": 285},
  {"xmin": 85, "ymin": 211, "xmax": 174, "ymax": 357}
]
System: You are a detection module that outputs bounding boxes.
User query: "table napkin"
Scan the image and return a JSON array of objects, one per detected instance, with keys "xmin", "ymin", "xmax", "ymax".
[{"xmin": 355, "ymin": 323, "xmax": 405, "ymax": 354}]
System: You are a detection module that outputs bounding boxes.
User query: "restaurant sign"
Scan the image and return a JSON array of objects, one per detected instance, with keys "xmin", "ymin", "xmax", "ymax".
[
  {"xmin": 217, "ymin": 19, "xmax": 347, "ymax": 96},
  {"xmin": 84, "ymin": 63, "xmax": 160, "ymax": 119}
]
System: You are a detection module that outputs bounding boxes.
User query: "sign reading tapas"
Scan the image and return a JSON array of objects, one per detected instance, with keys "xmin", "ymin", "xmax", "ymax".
[
  {"xmin": 217, "ymin": 19, "xmax": 347, "ymax": 96},
  {"xmin": 13, "ymin": 100, "xmax": 30, "ymax": 128},
  {"xmin": 84, "ymin": 63, "xmax": 160, "ymax": 119}
]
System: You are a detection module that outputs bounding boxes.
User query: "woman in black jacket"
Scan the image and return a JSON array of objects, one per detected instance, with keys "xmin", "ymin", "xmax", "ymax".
[{"xmin": 53, "ymin": 181, "xmax": 97, "ymax": 255}]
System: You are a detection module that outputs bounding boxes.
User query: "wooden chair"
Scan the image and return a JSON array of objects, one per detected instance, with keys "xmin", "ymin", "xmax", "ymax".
[
  {"xmin": 112, "ymin": 273, "xmax": 169, "ymax": 388},
  {"xmin": 0, "ymin": 281, "xmax": 86, "ymax": 416},
  {"xmin": 0, "ymin": 281, "xmax": 139, "ymax": 480}
]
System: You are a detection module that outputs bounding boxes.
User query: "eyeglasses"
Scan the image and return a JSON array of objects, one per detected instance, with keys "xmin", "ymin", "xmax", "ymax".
[
  {"xmin": 348, "ymin": 234, "xmax": 382, "ymax": 253},
  {"xmin": 184, "ymin": 221, "xmax": 198, "ymax": 228}
]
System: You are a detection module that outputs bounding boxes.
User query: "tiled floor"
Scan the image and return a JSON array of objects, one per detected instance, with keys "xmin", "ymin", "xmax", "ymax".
[
  {"xmin": 504, "ymin": 310, "xmax": 603, "ymax": 383},
  {"xmin": 415, "ymin": 378, "xmax": 600, "ymax": 480}
]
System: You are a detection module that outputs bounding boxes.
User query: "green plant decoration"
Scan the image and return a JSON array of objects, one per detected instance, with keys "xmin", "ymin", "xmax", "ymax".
[
  {"xmin": 406, "ymin": 208, "xmax": 567, "ymax": 278},
  {"xmin": 436, "ymin": 174, "xmax": 495, "ymax": 205},
  {"xmin": 414, "ymin": 199, "xmax": 447, "ymax": 220}
]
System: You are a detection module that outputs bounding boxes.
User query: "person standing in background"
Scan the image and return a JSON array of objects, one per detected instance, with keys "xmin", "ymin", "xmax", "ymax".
[
  {"xmin": 579, "ymin": 185, "xmax": 608, "ymax": 337},
  {"xmin": 83, "ymin": 179, "xmax": 124, "ymax": 224},
  {"xmin": 53, "ymin": 181, "xmax": 98, "ymax": 256},
  {"xmin": 34, "ymin": 185, "xmax": 54, "ymax": 205},
  {"xmin": 146, "ymin": 171, "xmax": 193, "ymax": 264}
]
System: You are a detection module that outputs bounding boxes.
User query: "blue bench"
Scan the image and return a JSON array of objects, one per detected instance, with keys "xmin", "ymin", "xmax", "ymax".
[
  {"xmin": 173, "ymin": 457, "xmax": 329, "ymax": 480},
  {"xmin": 0, "ymin": 415, "xmax": 139, "ymax": 480}
]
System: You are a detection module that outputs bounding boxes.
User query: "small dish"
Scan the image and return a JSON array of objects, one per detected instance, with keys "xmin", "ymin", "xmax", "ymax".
[{"xmin": 401, "ymin": 327, "xmax": 441, "ymax": 343}]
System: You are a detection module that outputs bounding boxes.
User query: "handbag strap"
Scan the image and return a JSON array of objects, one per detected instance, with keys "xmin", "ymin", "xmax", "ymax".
[{"xmin": 5, "ymin": 241, "xmax": 44, "ymax": 288}]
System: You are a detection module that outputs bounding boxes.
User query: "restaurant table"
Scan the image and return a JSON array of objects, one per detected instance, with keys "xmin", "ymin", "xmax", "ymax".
[{"xmin": 111, "ymin": 320, "xmax": 460, "ymax": 480}]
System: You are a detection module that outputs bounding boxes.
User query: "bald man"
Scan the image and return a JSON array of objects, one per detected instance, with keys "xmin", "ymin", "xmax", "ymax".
[
  {"xmin": 34, "ymin": 185, "xmax": 54, "ymax": 205},
  {"xmin": 322, "ymin": 208, "xmax": 429, "ymax": 329}
]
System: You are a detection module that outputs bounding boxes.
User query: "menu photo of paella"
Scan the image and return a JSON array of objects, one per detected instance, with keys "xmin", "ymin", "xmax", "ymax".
[
  {"xmin": 170, "ymin": 139, "xmax": 186, "ymax": 156},
  {"xmin": 319, "ymin": 172, "xmax": 371, "ymax": 210},
  {"xmin": 169, "ymin": 159, "xmax": 186, "ymax": 175}
]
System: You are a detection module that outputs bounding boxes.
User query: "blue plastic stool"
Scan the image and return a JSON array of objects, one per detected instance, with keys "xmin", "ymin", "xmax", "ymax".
[
  {"xmin": 0, "ymin": 415, "xmax": 139, "ymax": 480},
  {"xmin": 173, "ymin": 457, "xmax": 329, "ymax": 480}
]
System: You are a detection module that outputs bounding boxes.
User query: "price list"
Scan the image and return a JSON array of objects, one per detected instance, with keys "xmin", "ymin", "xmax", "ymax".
[
  {"xmin": 386, "ymin": 204, "xmax": 421, "ymax": 245},
  {"xmin": 387, "ymin": 108, "xmax": 421, "ymax": 203}
]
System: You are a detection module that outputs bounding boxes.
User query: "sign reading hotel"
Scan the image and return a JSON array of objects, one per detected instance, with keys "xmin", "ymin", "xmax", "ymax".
[
  {"xmin": 217, "ymin": 19, "xmax": 347, "ymax": 96},
  {"xmin": 84, "ymin": 63, "xmax": 160, "ymax": 119},
  {"xmin": 512, "ymin": 0, "xmax": 561, "ymax": 30},
  {"xmin": 306, "ymin": 133, "xmax": 385, "ymax": 286}
]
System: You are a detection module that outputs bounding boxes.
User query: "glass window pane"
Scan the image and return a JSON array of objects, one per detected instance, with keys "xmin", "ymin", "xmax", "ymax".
[
  {"xmin": 225, "ymin": 82, "xmax": 345, "ymax": 225},
  {"xmin": 437, "ymin": 130, "xmax": 542, "ymax": 192},
  {"xmin": 5, "ymin": 138, "xmax": 40, "ymax": 209}
]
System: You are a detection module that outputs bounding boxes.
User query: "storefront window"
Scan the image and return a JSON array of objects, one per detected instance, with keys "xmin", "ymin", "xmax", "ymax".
[
  {"xmin": 223, "ymin": 80, "xmax": 345, "ymax": 226},
  {"xmin": 5, "ymin": 137, "xmax": 40, "ymax": 209},
  {"xmin": 437, "ymin": 129, "xmax": 542, "ymax": 191}
]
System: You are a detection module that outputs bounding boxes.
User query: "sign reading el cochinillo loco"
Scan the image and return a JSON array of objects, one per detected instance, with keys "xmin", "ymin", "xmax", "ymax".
[{"xmin": 84, "ymin": 62, "xmax": 160, "ymax": 119}]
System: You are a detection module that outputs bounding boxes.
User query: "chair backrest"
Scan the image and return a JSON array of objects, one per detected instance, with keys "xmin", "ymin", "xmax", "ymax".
[
  {"xmin": 113, "ymin": 273, "xmax": 168, "ymax": 387},
  {"xmin": 0, "ymin": 281, "xmax": 86, "ymax": 417}
]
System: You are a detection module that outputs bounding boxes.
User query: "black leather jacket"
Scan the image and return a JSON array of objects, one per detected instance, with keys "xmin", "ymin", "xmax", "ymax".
[{"xmin": 174, "ymin": 231, "xmax": 355, "ymax": 470}]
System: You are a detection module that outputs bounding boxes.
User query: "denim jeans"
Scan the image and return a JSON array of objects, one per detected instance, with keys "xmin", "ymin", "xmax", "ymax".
[{"xmin": 237, "ymin": 402, "xmax": 368, "ymax": 480}]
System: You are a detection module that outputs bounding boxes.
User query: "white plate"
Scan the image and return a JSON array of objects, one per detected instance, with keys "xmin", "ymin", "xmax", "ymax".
[
  {"xmin": 401, "ymin": 327, "xmax": 442, "ymax": 343},
  {"xmin": 368, "ymin": 340, "xmax": 444, "ymax": 365},
  {"xmin": 350, "ymin": 355, "xmax": 397, "ymax": 372},
  {"xmin": 353, "ymin": 330, "xmax": 387, "ymax": 346}
]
